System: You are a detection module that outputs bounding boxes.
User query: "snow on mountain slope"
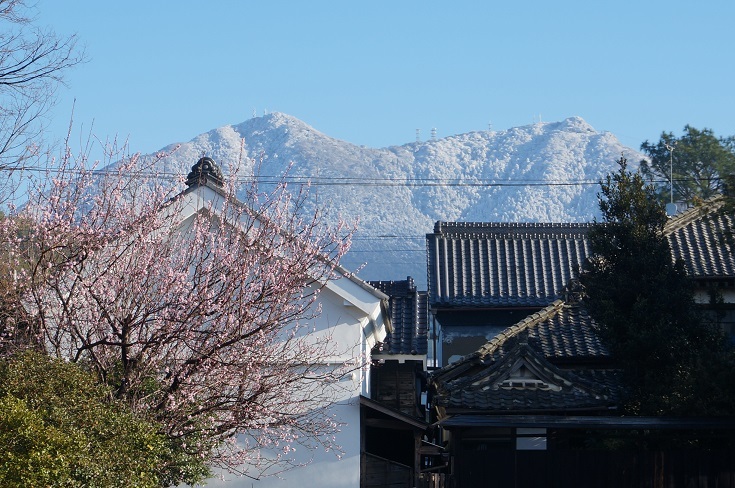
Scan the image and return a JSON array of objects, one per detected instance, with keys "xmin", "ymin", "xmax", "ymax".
[{"xmin": 151, "ymin": 113, "xmax": 643, "ymax": 287}]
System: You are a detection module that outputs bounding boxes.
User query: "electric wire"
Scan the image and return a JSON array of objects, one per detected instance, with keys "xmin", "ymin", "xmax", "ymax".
[
  {"xmin": 2, "ymin": 165, "xmax": 715, "ymax": 254},
  {"xmin": 0, "ymin": 163, "xmax": 686, "ymax": 188}
]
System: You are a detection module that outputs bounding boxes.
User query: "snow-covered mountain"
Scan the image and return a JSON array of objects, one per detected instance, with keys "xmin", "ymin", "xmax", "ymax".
[{"xmin": 152, "ymin": 113, "xmax": 643, "ymax": 287}]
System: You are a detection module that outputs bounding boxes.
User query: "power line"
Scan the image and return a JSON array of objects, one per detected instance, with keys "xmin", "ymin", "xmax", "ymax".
[
  {"xmin": 352, "ymin": 235, "xmax": 424, "ymax": 241},
  {"xmin": 346, "ymin": 249, "xmax": 425, "ymax": 253},
  {"xmin": 1, "ymin": 164, "xmax": 685, "ymax": 189}
]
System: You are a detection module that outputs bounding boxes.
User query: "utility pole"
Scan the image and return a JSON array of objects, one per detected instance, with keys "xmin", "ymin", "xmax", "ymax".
[{"xmin": 665, "ymin": 142, "xmax": 677, "ymax": 216}]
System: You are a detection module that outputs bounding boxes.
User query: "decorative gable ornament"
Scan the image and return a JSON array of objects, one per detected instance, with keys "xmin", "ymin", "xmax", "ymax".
[
  {"xmin": 496, "ymin": 357, "xmax": 562, "ymax": 391},
  {"xmin": 469, "ymin": 344, "xmax": 567, "ymax": 393},
  {"xmin": 186, "ymin": 156, "xmax": 225, "ymax": 188}
]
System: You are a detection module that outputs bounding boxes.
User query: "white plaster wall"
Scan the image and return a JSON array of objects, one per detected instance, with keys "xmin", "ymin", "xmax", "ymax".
[
  {"xmin": 191, "ymin": 278, "xmax": 385, "ymax": 488},
  {"xmin": 172, "ymin": 188, "xmax": 387, "ymax": 487},
  {"xmin": 204, "ymin": 401, "xmax": 361, "ymax": 488}
]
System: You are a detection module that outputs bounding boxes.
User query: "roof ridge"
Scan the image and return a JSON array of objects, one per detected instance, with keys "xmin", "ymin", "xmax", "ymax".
[
  {"xmin": 476, "ymin": 300, "xmax": 566, "ymax": 358},
  {"xmin": 432, "ymin": 221, "xmax": 593, "ymax": 235},
  {"xmin": 428, "ymin": 303, "xmax": 565, "ymax": 383},
  {"xmin": 663, "ymin": 195, "xmax": 725, "ymax": 236}
]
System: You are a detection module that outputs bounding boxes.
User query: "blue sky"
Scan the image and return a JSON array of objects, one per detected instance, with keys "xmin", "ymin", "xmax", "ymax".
[{"xmin": 37, "ymin": 1, "xmax": 734, "ymax": 158}]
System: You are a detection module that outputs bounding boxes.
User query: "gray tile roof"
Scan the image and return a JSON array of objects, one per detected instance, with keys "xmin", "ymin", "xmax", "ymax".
[
  {"xmin": 443, "ymin": 370, "xmax": 614, "ymax": 413},
  {"xmin": 479, "ymin": 301, "xmax": 610, "ymax": 362},
  {"xmin": 665, "ymin": 197, "xmax": 735, "ymax": 279},
  {"xmin": 427, "ymin": 198, "xmax": 735, "ymax": 309},
  {"xmin": 427, "ymin": 197, "xmax": 734, "ymax": 414},
  {"xmin": 427, "ymin": 222, "xmax": 592, "ymax": 308},
  {"xmin": 369, "ymin": 277, "xmax": 429, "ymax": 356},
  {"xmin": 431, "ymin": 301, "xmax": 619, "ymax": 413}
]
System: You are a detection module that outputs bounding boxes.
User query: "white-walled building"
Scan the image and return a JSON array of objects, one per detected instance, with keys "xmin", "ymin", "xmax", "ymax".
[{"xmin": 176, "ymin": 158, "xmax": 392, "ymax": 487}]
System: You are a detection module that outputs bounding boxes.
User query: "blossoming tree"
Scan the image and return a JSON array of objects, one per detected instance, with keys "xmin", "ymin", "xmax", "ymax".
[{"xmin": 1, "ymin": 146, "xmax": 368, "ymax": 481}]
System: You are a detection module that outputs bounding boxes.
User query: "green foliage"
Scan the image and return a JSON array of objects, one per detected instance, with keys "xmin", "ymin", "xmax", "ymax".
[
  {"xmin": 0, "ymin": 351, "xmax": 210, "ymax": 487},
  {"xmin": 0, "ymin": 395, "xmax": 81, "ymax": 487},
  {"xmin": 640, "ymin": 125, "xmax": 735, "ymax": 204},
  {"xmin": 581, "ymin": 158, "xmax": 735, "ymax": 416}
]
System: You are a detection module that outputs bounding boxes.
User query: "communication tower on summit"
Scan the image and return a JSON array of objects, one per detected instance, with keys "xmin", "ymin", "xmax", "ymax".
[
  {"xmin": 416, "ymin": 129, "xmax": 421, "ymax": 143},
  {"xmin": 431, "ymin": 128, "xmax": 437, "ymax": 141}
]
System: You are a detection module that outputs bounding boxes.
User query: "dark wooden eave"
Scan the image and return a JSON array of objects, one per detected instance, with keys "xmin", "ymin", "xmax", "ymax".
[
  {"xmin": 437, "ymin": 414, "xmax": 735, "ymax": 430},
  {"xmin": 360, "ymin": 395, "xmax": 429, "ymax": 431}
]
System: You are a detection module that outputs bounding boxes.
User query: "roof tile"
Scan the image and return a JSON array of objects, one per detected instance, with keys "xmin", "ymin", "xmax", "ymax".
[
  {"xmin": 369, "ymin": 277, "xmax": 429, "ymax": 356},
  {"xmin": 431, "ymin": 301, "xmax": 618, "ymax": 412},
  {"xmin": 427, "ymin": 222, "xmax": 592, "ymax": 307}
]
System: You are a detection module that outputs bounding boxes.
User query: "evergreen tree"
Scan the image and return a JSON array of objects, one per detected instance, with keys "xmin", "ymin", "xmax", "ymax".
[
  {"xmin": 580, "ymin": 158, "xmax": 734, "ymax": 416},
  {"xmin": 0, "ymin": 351, "xmax": 209, "ymax": 487},
  {"xmin": 640, "ymin": 125, "xmax": 735, "ymax": 205}
]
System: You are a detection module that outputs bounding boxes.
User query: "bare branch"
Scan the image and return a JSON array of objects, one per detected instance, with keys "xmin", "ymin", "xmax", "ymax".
[{"xmin": 0, "ymin": 0, "xmax": 84, "ymax": 179}]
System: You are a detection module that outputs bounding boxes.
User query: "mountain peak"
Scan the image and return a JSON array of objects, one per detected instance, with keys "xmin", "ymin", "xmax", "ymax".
[
  {"xmin": 260, "ymin": 111, "xmax": 301, "ymax": 125},
  {"xmin": 233, "ymin": 112, "xmax": 328, "ymax": 141},
  {"xmin": 553, "ymin": 116, "xmax": 596, "ymax": 133}
]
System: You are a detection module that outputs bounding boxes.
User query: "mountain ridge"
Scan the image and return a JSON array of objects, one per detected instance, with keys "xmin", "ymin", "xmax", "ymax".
[{"xmin": 152, "ymin": 113, "xmax": 643, "ymax": 287}]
